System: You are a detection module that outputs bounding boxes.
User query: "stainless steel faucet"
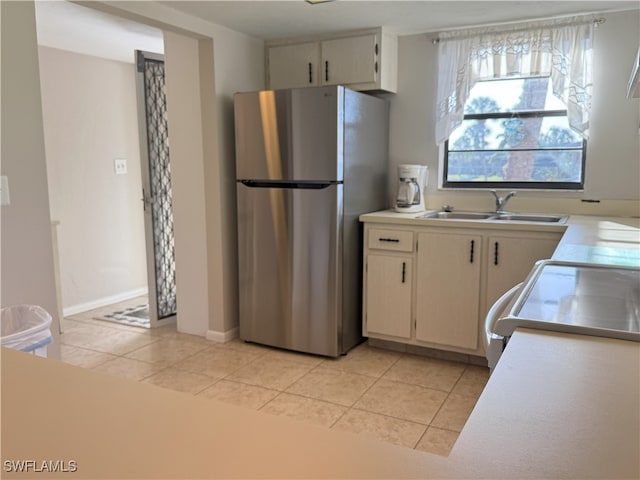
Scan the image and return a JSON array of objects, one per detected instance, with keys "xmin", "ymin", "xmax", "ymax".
[{"xmin": 490, "ymin": 190, "xmax": 517, "ymax": 213}]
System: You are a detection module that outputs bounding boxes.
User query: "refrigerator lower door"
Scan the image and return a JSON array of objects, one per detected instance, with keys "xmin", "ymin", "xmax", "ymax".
[{"xmin": 237, "ymin": 181, "xmax": 342, "ymax": 356}]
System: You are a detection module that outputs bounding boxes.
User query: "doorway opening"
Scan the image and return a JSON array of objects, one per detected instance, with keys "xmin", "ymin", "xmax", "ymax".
[{"xmin": 35, "ymin": 1, "xmax": 172, "ymax": 330}]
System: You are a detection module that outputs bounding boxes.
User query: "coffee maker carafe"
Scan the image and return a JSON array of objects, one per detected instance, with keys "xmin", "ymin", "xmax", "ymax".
[{"xmin": 395, "ymin": 164, "xmax": 428, "ymax": 213}]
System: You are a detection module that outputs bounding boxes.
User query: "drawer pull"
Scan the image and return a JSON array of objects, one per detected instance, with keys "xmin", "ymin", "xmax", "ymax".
[
  {"xmin": 379, "ymin": 237, "xmax": 400, "ymax": 243},
  {"xmin": 308, "ymin": 62, "xmax": 313, "ymax": 84},
  {"xmin": 494, "ymin": 241, "xmax": 499, "ymax": 265},
  {"xmin": 325, "ymin": 60, "xmax": 329, "ymax": 81},
  {"xmin": 469, "ymin": 239, "xmax": 475, "ymax": 263},
  {"xmin": 401, "ymin": 261, "xmax": 406, "ymax": 283}
]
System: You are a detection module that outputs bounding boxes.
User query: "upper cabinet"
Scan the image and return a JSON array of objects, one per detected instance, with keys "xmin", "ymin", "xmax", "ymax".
[
  {"xmin": 266, "ymin": 28, "xmax": 398, "ymax": 93},
  {"xmin": 320, "ymin": 34, "xmax": 378, "ymax": 87},
  {"xmin": 267, "ymin": 42, "xmax": 320, "ymax": 89}
]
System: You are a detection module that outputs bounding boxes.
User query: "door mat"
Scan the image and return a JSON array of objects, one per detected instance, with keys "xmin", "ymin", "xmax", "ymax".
[{"xmin": 95, "ymin": 304, "xmax": 150, "ymax": 329}]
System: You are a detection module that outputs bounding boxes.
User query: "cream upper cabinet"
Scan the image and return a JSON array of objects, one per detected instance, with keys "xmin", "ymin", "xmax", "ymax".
[
  {"xmin": 267, "ymin": 42, "xmax": 320, "ymax": 89},
  {"xmin": 266, "ymin": 28, "xmax": 397, "ymax": 93},
  {"xmin": 415, "ymin": 231, "xmax": 482, "ymax": 350},
  {"xmin": 484, "ymin": 233, "xmax": 562, "ymax": 314},
  {"xmin": 321, "ymin": 34, "xmax": 378, "ymax": 87}
]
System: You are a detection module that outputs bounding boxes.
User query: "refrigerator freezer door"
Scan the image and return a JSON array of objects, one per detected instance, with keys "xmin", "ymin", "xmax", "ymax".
[
  {"xmin": 237, "ymin": 182, "xmax": 342, "ymax": 356},
  {"xmin": 234, "ymin": 86, "xmax": 343, "ymax": 181}
]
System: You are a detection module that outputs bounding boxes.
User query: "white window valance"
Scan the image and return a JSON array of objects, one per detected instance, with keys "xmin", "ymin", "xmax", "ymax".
[{"xmin": 435, "ymin": 16, "xmax": 598, "ymax": 144}]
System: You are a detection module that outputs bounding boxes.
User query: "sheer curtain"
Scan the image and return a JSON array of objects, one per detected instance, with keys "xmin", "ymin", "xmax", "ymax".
[{"xmin": 435, "ymin": 16, "xmax": 597, "ymax": 144}]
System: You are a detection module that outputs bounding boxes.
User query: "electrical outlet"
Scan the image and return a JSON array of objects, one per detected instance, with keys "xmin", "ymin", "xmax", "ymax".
[{"xmin": 114, "ymin": 159, "xmax": 128, "ymax": 175}]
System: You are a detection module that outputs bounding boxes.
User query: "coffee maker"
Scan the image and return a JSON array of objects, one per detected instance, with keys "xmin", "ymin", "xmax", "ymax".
[{"xmin": 395, "ymin": 164, "xmax": 428, "ymax": 213}]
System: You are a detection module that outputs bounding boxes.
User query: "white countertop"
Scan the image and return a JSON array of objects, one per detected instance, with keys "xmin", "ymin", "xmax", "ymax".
[
  {"xmin": 450, "ymin": 329, "xmax": 640, "ymax": 479},
  {"xmin": 2, "ymin": 329, "xmax": 638, "ymax": 479},
  {"xmin": 553, "ymin": 215, "xmax": 640, "ymax": 266}
]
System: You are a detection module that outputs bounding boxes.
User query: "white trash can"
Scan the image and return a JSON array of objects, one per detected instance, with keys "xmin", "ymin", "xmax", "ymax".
[{"xmin": 1, "ymin": 305, "xmax": 53, "ymax": 357}]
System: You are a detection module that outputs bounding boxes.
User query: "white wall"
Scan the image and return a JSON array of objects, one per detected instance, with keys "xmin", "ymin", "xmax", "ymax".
[
  {"xmin": 388, "ymin": 10, "xmax": 640, "ymax": 216},
  {"xmin": 1, "ymin": 1, "xmax": 60, "ymax": 357},
  {"xmin": 38, "ymin": 46, "xmax": 147, "ymax": 313},
  {"xmin": 162, "ymin": 31, "xmax": 213, "ymax": 336}
]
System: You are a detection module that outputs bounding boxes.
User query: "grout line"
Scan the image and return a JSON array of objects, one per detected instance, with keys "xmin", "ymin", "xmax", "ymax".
[
  {"xmin": 349, "ymin": 405, "xmax": 430, "ymax": 428},
  {"xmin": 413, "ymin": 426, "xmax": 430, "ymax": 450},
  {"xmin": 191, "ymin": 377, "xmax": 220, "ymax": 396},
  {"xmin": 257, "ymin": 390, "xmax": 285, "ymax": 412},
  {"xmin": 137, "ymin": 364, "xmax": 171, "ymax": 383}
]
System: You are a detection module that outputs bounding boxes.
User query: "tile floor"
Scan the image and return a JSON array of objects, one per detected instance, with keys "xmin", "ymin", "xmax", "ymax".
[{"xmin": 59, "ymin": 297, "xmax": 489, "ymax": 456}]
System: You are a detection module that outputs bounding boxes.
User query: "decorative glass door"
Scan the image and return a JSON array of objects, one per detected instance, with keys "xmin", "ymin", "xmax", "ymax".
[{"xmin": 135, "ymin": 50, "xmax": 177, "ymax": 326}]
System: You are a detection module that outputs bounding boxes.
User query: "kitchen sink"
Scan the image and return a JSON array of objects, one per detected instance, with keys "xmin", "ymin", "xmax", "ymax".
[
  {"xmin": 419, "ymin": 210, "xmax": 568, "ymax": 223},
  {"xmin": 420, "ymin": 211, "xmax": 496, "ymax": 220},
  {"xmin": 495, "ymin": 213, "xmax": 568, "ymax": 223}
]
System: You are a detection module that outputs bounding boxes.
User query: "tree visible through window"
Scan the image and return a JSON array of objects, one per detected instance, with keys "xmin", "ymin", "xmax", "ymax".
[{"xmin": 444, "ymin": 76, "xmax": 586, "ymax": 189}]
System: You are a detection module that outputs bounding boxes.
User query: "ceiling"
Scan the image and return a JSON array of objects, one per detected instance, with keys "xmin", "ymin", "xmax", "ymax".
[
  {"xmin": 35, "ymin": 1, "xmax": 639, "ymax": 63},
  {"xmin": 159, "ymin": 1, "xmax": 640, "ymax": 40},
  {"xmin": 35, "ymin": 1, "xmax": 164, "ymax": 63}
]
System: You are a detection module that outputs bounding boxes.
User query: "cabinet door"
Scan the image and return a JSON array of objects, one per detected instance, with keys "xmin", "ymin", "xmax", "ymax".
[
  {"xmin": 485, "ymin": 234, "xmax": 561, "ymax": 312},
  {"xmin": 415, "ymin": 232, "xmax": 482, "ymax": 350},
  {"xmin": 267, "ymin": 42, "xmax": 319, "ymax": 89},
  {"xmin": 321, "ymin": 34, "xmax": 377, "ymax": 86},
  {"xmin": 365, "ymin": 254, "xmax": 412, "ymax": 339}
]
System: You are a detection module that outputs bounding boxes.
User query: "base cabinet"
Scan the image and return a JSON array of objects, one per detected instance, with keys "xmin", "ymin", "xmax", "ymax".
[
  {"xmin": 485, "ymin": 234, "xmax": 562, "ymax": 313},
  {"xmin": 415, "ymin": 232, "xmax": 482, "ymax": 350},
  {"xmin": 362, "ymin": 222, "xmax": 564, "ymax": 356},
  {"xmin": 365, "ymin": 254, "xmax": 412, "ymax": 339}
]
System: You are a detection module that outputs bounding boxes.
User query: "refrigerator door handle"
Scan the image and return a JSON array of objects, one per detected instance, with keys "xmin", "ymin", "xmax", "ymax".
[{"xmin": 239, "ymin": 180, "xmax": 338, "ymax": 189}]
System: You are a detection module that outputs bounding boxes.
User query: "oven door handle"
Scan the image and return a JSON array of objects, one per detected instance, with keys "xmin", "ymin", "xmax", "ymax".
[
  {"xmin": 485, "ymin": 283, "xmax": 522, "ymax": 339},
  {"xmin": 484, "ymin": 283, "xmax": 522, "ymax": 372}
]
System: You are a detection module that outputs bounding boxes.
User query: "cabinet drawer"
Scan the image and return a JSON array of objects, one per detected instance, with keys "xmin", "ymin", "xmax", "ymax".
[{"xmin": 368, "ymin": 229, "xmax": 414, "ymax": 252}]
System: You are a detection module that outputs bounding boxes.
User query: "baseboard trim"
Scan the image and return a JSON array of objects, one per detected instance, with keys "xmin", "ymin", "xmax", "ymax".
[
  {"xmin": 63, "ymin": 288, "xmax": 148, "ymax": 317},
  {"xmin": 206, "ymin": 327, "xmax": 239, "ymax": 343}
]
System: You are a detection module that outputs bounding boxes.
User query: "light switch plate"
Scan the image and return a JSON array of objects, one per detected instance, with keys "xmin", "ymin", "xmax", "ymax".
[
  {"xmin": 1, "ymin": 176, "xmax": 10, "ymax": 206},
  {"xmin": 114, "ymin": 159, "xmax": 128, "ymax": 175}
]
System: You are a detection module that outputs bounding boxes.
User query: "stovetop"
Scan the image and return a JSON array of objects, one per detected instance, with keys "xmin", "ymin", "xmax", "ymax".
[{"xmin": 494, "ymin": 261, "xmax": 640, "ymax": 342}]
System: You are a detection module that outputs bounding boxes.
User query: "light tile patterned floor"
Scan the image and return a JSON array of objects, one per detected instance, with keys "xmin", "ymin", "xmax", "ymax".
[{"xmin": 59, "ymin": 297, "xmax": 489, "ymax": 456}]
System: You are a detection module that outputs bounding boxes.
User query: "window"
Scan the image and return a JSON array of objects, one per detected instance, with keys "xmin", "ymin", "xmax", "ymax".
[{"xmin": 443, "ymin": 76, "xmax": 586, "ymax": 190}]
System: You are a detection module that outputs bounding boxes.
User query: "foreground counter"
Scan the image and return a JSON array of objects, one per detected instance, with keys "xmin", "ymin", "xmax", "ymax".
[{"xmin": 3, "ymin": 327, "xmax": 639, "ymax": 479}]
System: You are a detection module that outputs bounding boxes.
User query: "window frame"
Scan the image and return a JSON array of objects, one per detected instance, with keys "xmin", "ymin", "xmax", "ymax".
[{"xmin": 443, "ymin": 108, "xmax": 587, "ymax": 191}]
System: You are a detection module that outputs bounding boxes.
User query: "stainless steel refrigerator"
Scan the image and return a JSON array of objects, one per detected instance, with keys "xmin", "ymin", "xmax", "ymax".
[{"xmin": 234, "ymin": 85, "xmax": 389, "ymax": 357}]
